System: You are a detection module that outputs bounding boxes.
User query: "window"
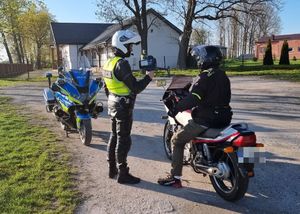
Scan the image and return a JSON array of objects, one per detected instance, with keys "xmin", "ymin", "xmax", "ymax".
[
  {"xmin": 298, "ymin": 47, "xmax": 300, "ymax": 52},
  {"xmin": 290, "ymin": 47, "xmax": 294, "ymax": 52}
]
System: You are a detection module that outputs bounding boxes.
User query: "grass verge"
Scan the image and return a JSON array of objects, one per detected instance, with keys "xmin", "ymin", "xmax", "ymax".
[
  {"xmin": 0, "ymin": 77, "xmax": 47, "ymax": 87},
  {"xmin": 134, "ymin": 69, "xmax": 300, "ymax": 82},
  {"xmin": 0, "ymin": 97, "xmax": 78, "ymax": 213}
]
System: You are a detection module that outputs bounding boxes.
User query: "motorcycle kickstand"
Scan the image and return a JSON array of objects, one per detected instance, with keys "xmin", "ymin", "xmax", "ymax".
[{"xmin": 65, "ymin": 130, "xmax": 69, "ymax": 137}]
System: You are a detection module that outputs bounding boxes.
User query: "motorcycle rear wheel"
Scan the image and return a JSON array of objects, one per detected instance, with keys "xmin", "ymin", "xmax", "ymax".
[
  {"xmin": 79, "ymin": 120, "xmax": 92, "ymax": 146},
  {"xmin": 209, "ymin": 152, "xmax": 249, "ymax": 201},
  {"xmin": 163, "ymin": 121, "xmax": 173, "ymax": 160}
]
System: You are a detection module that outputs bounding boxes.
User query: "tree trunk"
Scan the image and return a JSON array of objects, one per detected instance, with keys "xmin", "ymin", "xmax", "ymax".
[
  {"xmin": 12, "ymin": 31, "xmax": 22, "ymax": 63},
  {"xmin": 139, "ymin": 0, "xmax": 148, "ymax": 55},
  {"xmin": 231, "ymin": 17, "xmax": 238, "ymax": 58},
  {"xmin": 177, "ymin": 0, "xmax": 196, "ymax": 69},
  {"xmin": 18, "ymin": 34, "xmax": 25, "ymax": 63},
  {"xmin": 36, "ymin": 43, "xmax": 42, "ymax": 69},
  {"xmin": 1, "ymin": 31, "xmax": 13, "ymax": 63}
]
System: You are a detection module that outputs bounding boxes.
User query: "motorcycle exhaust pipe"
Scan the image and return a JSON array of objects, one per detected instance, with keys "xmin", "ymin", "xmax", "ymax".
[{"xmin": 194, "ymin": 164, "xmax": 221, "ymax": 176}]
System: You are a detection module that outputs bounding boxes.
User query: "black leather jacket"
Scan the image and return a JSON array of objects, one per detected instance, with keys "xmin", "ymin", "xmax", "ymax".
[{"xmin": 175, "ymin": 67, "xmax": 232, "ymax": 127}]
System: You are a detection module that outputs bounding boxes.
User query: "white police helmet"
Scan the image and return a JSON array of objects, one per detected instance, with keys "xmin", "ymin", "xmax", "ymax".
[{"xmin": 111, "ymin": 30, "xmax": 141, "ymax": 55}]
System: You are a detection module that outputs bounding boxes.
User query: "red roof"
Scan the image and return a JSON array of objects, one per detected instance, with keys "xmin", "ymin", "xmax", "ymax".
[{"xmin": 256, "ymin": 34, "xmax": 300, "ymax": 43}]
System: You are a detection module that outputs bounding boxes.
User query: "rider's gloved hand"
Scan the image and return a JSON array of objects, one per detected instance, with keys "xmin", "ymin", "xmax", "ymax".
[{"xmin": 167, "ymin": 108, "xmax": 178, "ymax": 118}]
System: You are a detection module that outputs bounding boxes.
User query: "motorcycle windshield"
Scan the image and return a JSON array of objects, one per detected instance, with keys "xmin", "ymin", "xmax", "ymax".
[
  {"xmin": 89, "ymin": 80, "xmax": 101, "ymax": 97},
  {"xmin": 69, "ymin": 69, "xmax": 90, "ymax": 88},
  {"xmin": 62, "ymin": 81, "xmax": 80, "ymax": 98}
]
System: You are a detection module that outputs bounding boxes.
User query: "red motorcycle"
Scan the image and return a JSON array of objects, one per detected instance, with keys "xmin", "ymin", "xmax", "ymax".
[{"xmin": 160, "ymin": 76, "xmax": 265, "ymax": 201}]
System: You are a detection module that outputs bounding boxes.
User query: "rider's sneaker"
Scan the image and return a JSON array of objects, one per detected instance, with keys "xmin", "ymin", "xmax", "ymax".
[{"xmin": 157, "ymin": 175, "xmax": 182, "ymax": 188}]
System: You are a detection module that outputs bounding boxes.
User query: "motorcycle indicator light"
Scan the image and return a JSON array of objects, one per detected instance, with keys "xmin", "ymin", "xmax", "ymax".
[
  {"xmin": 247, "ymin": 171, "xmax": 254, "ymax": 177},
  {"xmin": 233, "ymin": 135, "xmax": 256, "ymax": 147},
  {"xmin": 256, "ymin": 143, "xmax": 264, "ymax": 147},
  {"xmin": 223, "ymin": 146, "xmax": 234, "ymax": 153}
]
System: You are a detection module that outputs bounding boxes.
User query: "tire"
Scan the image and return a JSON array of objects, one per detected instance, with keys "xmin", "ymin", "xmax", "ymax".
[
  {"xmin": 209, "ymin": 152, "xmax": 249, "ymax": 201},
  {"xmin": 163, "ymin": 121, "xmax": 173, "ymax": 160},
  {"xmin": 79, "ymin": 119, "xmax": 92, "ymax": 146}
]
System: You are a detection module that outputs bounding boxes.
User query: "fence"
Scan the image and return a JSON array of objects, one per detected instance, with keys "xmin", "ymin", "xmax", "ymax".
[{"xmin": 0, "ymin": 64, "xmax": 33, "ymax": 78}]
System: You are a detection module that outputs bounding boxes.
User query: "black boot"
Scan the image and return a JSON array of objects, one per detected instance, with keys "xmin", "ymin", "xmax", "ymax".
[
  {"xmin": 117, "ymin": 167, "xmax": 140, "ymax": 184},
  {"xmin": 108, "ymin": 163, "xmax": 118, "ymax": 179}
]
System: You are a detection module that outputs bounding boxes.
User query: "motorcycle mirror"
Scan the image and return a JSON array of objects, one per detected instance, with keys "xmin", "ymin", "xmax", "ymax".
[
  {"xmin": 156, "ymin": 79, "xmax": 167, "ymax": 87},
  {"xmin": 45, "ymin": 72, "xmax": 53, "ymax": 88},
  {"xmin": 45, "ymin": 72, "xmax": 52, "ymax": 78}
]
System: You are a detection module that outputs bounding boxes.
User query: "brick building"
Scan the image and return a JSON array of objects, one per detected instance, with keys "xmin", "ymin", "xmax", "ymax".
[{"xmin": 255, "ymin": 34, "xmax": 300, "ymax": 60}]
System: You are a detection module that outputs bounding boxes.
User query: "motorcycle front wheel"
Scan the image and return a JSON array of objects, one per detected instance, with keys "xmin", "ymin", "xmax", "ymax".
[
  {"xmin": 209, "ymin": 152, "xmax": 249, "ymax": 201},
  {"xmin": 163, "ymin": 121, "xmax": 173, "ymax": 160},
  {"xmin": 79, "ymin": 119, "xmax": 92, "ymax": 146}
]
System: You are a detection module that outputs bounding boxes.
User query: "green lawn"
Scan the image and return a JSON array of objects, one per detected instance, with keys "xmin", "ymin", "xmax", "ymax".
[
  {"xmin": 226, "ymin": 69, "xmax": 300, "ymax": 81},
  {"xmin": 131, "ymin": 61, "xmax": 300, "ymax": 82},
  {"xmin": 136, "ymin": 68, "xmax": 300, "ymax": 82},
  {"xmin": 0, "ymin": 97, "xmax": 78, "ymax": 213},
  {"xmin": 224, "ymin": 59, "xmax": 300, "ymax": 68},
  {"xmin": 0, "ymin": 77, "xmax": 47, "ymax": 87}
]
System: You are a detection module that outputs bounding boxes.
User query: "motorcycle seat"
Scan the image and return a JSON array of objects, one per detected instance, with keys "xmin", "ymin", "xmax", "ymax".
[{"xmin": 199, "ymin": 128, "xmax": 224, "ymax": 139}]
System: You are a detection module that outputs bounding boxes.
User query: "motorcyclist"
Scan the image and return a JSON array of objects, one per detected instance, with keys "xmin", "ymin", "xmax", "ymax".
[
  {"xmin": 158, "ymin": 45, "xmax": 232, "ymax": 187},
  {"xmin": 103, "ymin": 29, "xmax": 154, "ymax": 184}
]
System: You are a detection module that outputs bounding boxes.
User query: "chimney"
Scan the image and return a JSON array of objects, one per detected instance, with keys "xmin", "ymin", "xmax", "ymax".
[{"xmin": 272, "ymin": 34, "xmax": 275, "ymax": 40}]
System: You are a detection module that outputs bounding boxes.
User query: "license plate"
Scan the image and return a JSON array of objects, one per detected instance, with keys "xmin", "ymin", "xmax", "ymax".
[{"xmin": 237, "ymin": 147, "xmax": 266, "ymax": 163}]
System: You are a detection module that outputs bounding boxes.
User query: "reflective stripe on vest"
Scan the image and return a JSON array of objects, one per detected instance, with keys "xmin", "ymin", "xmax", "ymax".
[{"xmin": 103, "ymin": 57, "xmax": 131, "ymax": 96}]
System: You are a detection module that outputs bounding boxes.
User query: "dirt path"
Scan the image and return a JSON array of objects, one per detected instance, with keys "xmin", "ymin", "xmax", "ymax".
[{"xmin": 1, "ymin": 76, "xmax": 300, "ymax": 214}]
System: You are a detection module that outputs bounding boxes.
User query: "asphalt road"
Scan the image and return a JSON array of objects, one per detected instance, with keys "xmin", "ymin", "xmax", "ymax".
[{"xmin": 1, "ymin": 76, "xmax": 300, "ymax": 214}]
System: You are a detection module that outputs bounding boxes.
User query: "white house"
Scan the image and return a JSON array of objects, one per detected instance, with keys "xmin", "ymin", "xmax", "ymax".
[
  {"xmin": 50, "ymin": 9, "xmax": 182, "ymax": 71},
  {"xmin": 50, "ymin": 22, "xmax": 113, "ymax": 70}
]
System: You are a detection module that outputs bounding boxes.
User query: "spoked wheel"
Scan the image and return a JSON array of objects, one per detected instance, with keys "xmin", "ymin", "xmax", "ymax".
[
  {"xmin": 163, "ymin": 121, "xmax": 173, "ymax": 160},
  {"xmin": 209, "ymin": 152, "xmax": 249, "ymax": 201},
  {"xmin": 79, "ymin": 119, "xmax": 92, "ymax": 146}
]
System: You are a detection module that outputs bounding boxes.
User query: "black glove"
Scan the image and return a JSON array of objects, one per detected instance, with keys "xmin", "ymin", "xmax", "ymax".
[{"xmin": 167, "ymin": 108, "xmax": 178, "ymax": 118}]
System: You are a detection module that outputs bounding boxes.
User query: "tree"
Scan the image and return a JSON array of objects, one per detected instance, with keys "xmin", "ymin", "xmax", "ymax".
[
  {"xmin": 0, "ymin": 31, "xmax": 13, "ymax": 63},
  {"xmin": 95, "ymin": 0, "xmax": 164, "ymax": 55},
  {"xmin": 168, "ymin": 0, "xmax": 281, "ymax": 68},
  {"xmin": 263, "ymin": 39, "xmax": 273, "ymax": 65},
  {"xmin": 190, "ymin": 27, "xmax": 209, "ymax": 46},
  {"xmin": 279, "ymin": 40, "xmax": 290, "ymax": 65},
  {"xmin": 19, "ymin": 4, "xmax": 51, "ymax": 69},
  {"xmin": 0, "ymin": 0, "xmax": 30, "ymax": 64}
]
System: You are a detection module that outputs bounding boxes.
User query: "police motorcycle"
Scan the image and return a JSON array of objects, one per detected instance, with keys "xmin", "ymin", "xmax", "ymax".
[
  {"xmin": 43, "ymin": 59, "xmax": 103, "ymax": 146},
  {"xmin": 160, "ymin": 76, "xmax": 266, "ymax": 201}
]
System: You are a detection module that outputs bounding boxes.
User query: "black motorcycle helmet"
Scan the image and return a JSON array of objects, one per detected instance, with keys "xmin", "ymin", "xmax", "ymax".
[{"xmin": 190, "ymin": 45, "xmax": 223, "ymax": 70}]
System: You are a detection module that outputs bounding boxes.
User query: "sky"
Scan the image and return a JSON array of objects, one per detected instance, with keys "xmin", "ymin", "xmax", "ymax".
[
  {"xmin": 1, "ymin": 0, "xmax": 300, "ymax": 61},
  {"xmin": 43, "ymin": 0, "xmax": 300, "ymax": 34}
]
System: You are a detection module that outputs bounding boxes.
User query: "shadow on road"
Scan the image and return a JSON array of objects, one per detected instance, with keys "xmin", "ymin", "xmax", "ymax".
[
  {"xmin": 90, "ymin": 130, "xmax": 170, "ymax": 163},
  {"xmin": 131, "ymin": 180, "xmax": 265, "ymax": 213}
]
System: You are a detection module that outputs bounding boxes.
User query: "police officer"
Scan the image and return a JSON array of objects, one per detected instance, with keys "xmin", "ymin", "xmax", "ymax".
[
  {"xmin": 158, "ymin": 45, "xmax": 232, "ymax": 187},
  {"xmin": 103, "ymin": 30, "xmax": 154, "ymax": 184}
]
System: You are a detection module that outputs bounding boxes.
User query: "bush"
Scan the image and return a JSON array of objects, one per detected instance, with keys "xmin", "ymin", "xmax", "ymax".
[
  {"xmin": 293, "ymin": 56, "xmax": 297, "ymax": 61},
  {"xmin": 263, "ymin": 39, "xmax": 274, "ymax": 65},
  {"xmin": 253, "ymin": 57, "xmax": 258, "ymax": 62},
  {"xmin": 279, "ymin": 40, "xmax": 290, "ymax": 65}
]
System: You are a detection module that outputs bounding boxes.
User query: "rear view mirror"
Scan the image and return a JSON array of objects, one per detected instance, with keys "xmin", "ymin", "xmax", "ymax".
[
  {"xmin": 156, "ymin": 79, "xmax": 166, "ymax": 87},
  {"xmin": 45, "ymin": 72, "xmax": 53, "ymax": 88},
  {"xmin": 45, "ymin": 72, "xmax": 52, "ymax": 78}
]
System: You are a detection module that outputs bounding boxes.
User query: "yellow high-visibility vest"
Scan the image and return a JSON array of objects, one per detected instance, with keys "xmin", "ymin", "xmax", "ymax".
[{"xmin": 103, "ymin": 57, "xmax": 131, "ymax": 96}]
